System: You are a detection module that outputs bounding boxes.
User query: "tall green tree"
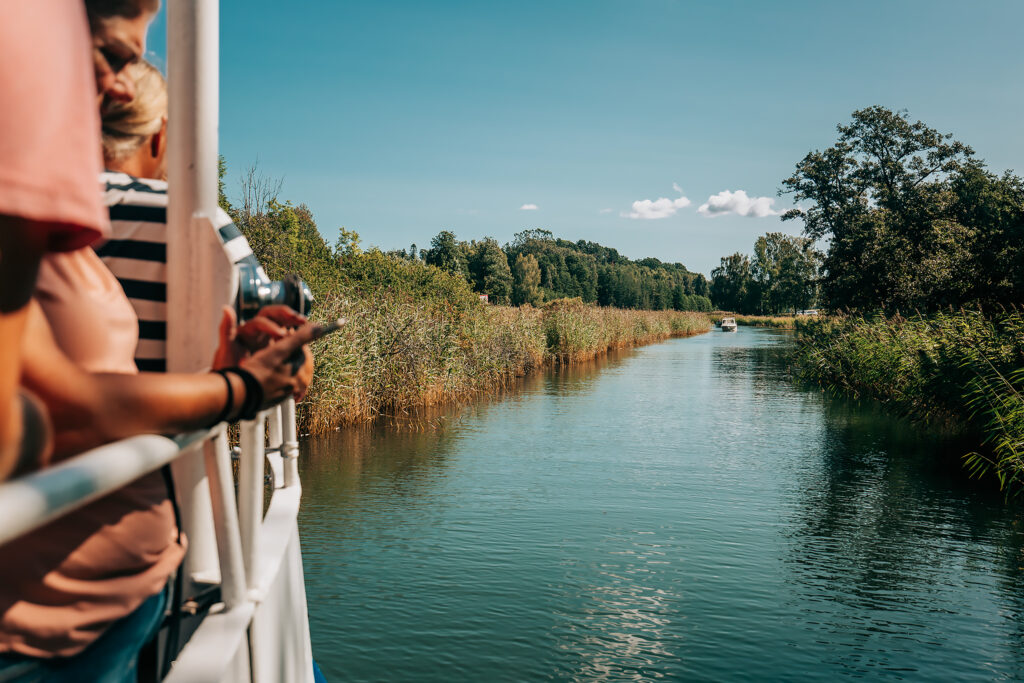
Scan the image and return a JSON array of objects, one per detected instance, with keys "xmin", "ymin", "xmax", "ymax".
[
  {"xmin": 467, "ymin": 237, "xmax": 513, "ymax": 303},
  {"xmin": 512, "ymin": 253, "xmax": 543, "ymax": 305},
  {"xmin": 779, "ymin": 105, "xmax": 1024, "ymax": 311},
  {"xmin": 711, "ymin": 253, "xmax": 756, "ymax": 312},
  {"xmin": 751, "ymin": 232, "xmax": 821, "ymax": 313},
  {"xmin": 425, "ymin": 230, "xmax": 470, "ymax": 281}
]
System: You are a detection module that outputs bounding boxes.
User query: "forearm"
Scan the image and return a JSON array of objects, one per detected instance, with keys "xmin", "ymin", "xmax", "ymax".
[
  {"xmin": 52, "ymin": 371, "xmax": 244, "ymax": 459},
  {"xmin": 0, "ymin": 217, "xmax": 45, "ymax": 479}
]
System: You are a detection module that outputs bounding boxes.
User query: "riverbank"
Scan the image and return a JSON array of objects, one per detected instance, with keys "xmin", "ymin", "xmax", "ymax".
[
  {"xmin": 301, "ymin": 294, "xmax": 709, "ymax": 434},
  {"xmin": 792, "ymin": 311, "xmax": 1024, "ymax": 495},
  {"xmin": 711, "ymin": 313, "xmax": 798, "ymax": 329}
]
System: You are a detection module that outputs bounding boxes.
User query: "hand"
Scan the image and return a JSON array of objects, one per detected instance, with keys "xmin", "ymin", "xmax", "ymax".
[
  {"xmin": 239, "ymin": 322, "xmax": 325, "ymax": 409},
  {"xmin": 212, "ymin": 306, "xmax": 308, "ymax": 370},
  {"xmin": 293, "ymin": 346, "xmax": 314, "ymax": 402}
]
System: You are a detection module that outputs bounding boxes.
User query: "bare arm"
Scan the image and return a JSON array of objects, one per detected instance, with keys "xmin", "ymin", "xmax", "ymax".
[
  {"xmin": 0, "ymin": 217, "xmax": 46, "ymax": 479},
  {"xmin": 20, "ymin": 302, "xmax": 320, "ymax": 460}
]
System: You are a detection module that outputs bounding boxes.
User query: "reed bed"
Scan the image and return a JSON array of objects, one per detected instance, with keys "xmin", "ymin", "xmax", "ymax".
[
  {"xmin": 793, "ymin": 310, "xmax": 1024, "ymax": 496},
  {"xmin": 734, "ymin": 315, "xmax": 799, "ymax": 329},
  {"xmin": 299, "ymin": 292, "xmax": 710, "ymax": 434}
]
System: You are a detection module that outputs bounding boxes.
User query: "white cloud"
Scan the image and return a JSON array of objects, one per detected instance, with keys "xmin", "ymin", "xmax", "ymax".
[
  {"xmin": 697, "ymin": 189, "xmax": 781, "ymax": 218},
  {"xmin": 599, "ymin": 207, "xmax": 613, "ymax": 214},
  {"xmin": 622, "ymin": 185, "xmax": 692, "ymax": 220},
  {"xmin": 520, "ymin": 203, "xmax": 539, "ymax": 211}
]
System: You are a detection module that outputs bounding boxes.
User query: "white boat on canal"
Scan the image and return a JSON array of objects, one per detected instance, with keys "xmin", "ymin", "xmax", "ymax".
[{"xmin": 720, "ymin": 317, "xmax": 738, "ymax": 332}]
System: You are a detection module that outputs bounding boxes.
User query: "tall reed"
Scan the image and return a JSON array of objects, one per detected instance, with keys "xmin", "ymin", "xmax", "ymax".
[
  {"xmin": 793, "ymin": 310, "xmax": 1024, "ymax": 496},
  {"xmin": 300, "ymin": 292, "xmax": 710, "ymax": 433}
]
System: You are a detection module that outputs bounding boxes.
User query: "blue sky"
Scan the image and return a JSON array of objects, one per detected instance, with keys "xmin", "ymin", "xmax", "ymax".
[{"xmin": 149, "ymin": 1, "xmax": 1022, "ymax": 275}]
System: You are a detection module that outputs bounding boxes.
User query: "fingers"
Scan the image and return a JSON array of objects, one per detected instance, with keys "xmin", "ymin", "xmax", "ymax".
[
  {"xmin": 236, "ymin": 317, "xmax": 287, "ymax": 348},
  {"xmin": 253, "ymin": 305, "xmax": 307, "ymax": 329},
  {"xmin": 265, "ymin": 321, "xmax": 325, "ymax": 361},
  {"xmin": 219, "ymin": 306, "xmax": 237, "ymax": 346}
]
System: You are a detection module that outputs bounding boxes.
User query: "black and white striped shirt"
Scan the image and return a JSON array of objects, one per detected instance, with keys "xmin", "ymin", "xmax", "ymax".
[{"xmin": 95, "ymin": 171, "xmax": 264, "ymax": 372}]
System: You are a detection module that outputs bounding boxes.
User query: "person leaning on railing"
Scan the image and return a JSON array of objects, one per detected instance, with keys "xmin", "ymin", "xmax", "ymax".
[
  {"xmin": 0, "ymin": 1, "xmax": 113, "ymax": 485},
  {"xmin": 0, "ymin": 0, "xmax": 322, "ymax": 680},
  {"xmin": 95, "ymin": 59, "xmax": 313, "ymax": 382}
]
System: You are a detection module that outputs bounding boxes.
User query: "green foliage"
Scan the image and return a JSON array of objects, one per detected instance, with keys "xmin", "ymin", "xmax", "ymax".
[
  {"xmin": 466, "ymin": 238, "xmax": 513, "ymax": 303},
  {"xmin": 512, "ymin": 253, "xmax": 543, "ymax": 306},
  {"xmin": 781, "ymin": 106, "xmax": 1024, "ymax": 312},
  {"xmin": 220, "ymin": 164, "xmax": 712, "ymax": 434},
  {"xmin": 793, "ymin": 310, "xmax": 1024, "ymax": 496},
  {"xmin": 333, "ymin": 227, "xmax": 362, "ymax": 259},
  {"xmin": 711, "ymin": 253, "xmax": 757, "ymax": 312},
  {"xmin": 752, "ymin": 233, "xmax": 821, "ymax": 314},
  {"xmin": 425, "ymin": 230, "xmax": 470, "ymax": 280}
]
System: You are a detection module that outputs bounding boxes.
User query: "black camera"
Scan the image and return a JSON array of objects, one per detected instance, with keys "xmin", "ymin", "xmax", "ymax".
[{"xmin": 235, "ymin": 262, "xmax": 314, "ymax": 321}]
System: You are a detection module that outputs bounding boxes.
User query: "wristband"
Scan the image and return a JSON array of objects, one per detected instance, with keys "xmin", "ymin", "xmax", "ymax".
[
  {"xmin": 209, "ymin": 370, "xmax": 235, "ymax": 426},
  {"xmin": 223, "ymin": 367, "xmax": 264, "ymax": 421}
]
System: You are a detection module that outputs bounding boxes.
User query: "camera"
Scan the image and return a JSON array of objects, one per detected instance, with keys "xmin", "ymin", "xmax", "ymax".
[{"xmin": 235, "ymin": 261, "xmax": 314, "ymax": 321}]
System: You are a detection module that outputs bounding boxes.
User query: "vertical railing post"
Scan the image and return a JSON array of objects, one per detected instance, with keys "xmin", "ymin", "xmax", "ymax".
[
  {"xmin": 203, "ymin": 427, "xmax": 247, "ymax": 609},
  {"xmin": 282, "ymin": 399, "xmax": 300, "ymax": 489},
  {"xmin": 238, "ymin": 413, "xmax": 266, "ymax": 592},
  {"xmin": 167, "ymin": 0, "xmax": 227, "ymax": 590}
]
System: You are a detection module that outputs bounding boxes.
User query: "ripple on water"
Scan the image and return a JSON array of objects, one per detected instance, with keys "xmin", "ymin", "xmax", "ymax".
[{"xmin": 299, "ymin": 330, "xmax": 1024, "ymax": 682}]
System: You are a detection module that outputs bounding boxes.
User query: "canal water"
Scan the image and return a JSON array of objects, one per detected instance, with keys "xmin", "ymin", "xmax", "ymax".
[{"xmin": 298, "ymin": 328, "xmax": 1024, "ymax": 681}]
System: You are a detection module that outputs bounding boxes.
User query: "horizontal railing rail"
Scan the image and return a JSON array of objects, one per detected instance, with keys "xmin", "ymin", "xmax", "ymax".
[
  {"xmin": 0, "ymin": 429, "xmax": 211, "ymax": 547},
  {"xmin": 0, "ymin": 398, "xmax": 312, "ymax": 682}
]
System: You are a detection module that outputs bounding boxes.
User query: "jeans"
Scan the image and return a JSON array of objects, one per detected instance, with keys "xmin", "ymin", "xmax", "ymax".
[{"xmin": 0, "ymin": 588, "xmax": 167, "ymax": 683}]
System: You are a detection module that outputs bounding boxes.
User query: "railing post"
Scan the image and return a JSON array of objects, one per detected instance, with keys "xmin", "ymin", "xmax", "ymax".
[
  {"xmin": 282, "ymin": 399, "xmax": 300, "ymax": 489},
  {"xmin": 203, "ymin": 427, "xmax": 247, "ymax": 609},
  {"xmin": 238, "ymin": 413, "xmax": 266, "ymax": 593},
  {"xmin": 167, "ymin": 0, "xmax": 230, "ymax": 592}
]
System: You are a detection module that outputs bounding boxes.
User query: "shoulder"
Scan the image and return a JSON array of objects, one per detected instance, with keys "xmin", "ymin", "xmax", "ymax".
[{"xmin": 102, "ymin": 172, "xmax": 168, "ymax": 208}]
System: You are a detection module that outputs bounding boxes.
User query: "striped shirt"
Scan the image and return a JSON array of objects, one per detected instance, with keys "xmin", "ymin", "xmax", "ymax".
[{"xmin": 95, "ymin": 172, "xmax": 265, "ymax": 372}]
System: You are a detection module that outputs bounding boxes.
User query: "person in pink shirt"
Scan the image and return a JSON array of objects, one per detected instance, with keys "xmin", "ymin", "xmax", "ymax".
[
  {"xmin": 0, "ymin": 1, "xmax": 112, "ymax": 483},
  {"xmin": 0, "ymin": 1, "xmax": 323, "ymax": 680}
]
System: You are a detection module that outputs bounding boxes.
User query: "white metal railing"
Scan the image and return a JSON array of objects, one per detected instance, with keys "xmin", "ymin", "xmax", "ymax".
[{"xmin": 0, "ymin": 400, "xmax": 314, "ymax": 683}]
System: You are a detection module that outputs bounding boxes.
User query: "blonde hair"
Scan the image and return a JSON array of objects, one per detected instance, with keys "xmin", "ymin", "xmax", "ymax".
[{"xmin": 101, "ymin": 60, "xmax": 167, "ymax": 163}]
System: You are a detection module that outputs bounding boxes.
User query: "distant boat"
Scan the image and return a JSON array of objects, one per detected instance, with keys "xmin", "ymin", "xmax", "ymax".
[{"xmin": 720, "ymin": 317, "xmax": 737, "ymax": 332}]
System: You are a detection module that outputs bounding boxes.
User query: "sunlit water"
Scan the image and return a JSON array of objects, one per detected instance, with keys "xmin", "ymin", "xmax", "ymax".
[{"xmin": 298, "ymin": 329, "xmax": 1024, "ymax": 681}]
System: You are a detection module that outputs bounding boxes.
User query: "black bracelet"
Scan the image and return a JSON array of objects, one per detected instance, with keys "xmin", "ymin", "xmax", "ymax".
[
  {"xmin": 210, "ymin": 370, "xmax": 235, "ymax": 426},
  {"xmin": 223, "ymin": 367, "xmax": 264, "ymax": 421}
]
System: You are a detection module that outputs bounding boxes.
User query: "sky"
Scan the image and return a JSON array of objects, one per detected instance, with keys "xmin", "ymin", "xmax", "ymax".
[{"xmin": 149, "ymin": 0, "xmax": 1023, "ymax": 276}]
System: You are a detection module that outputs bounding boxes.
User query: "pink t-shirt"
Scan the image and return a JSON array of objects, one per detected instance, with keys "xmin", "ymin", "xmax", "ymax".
[
  {"xmin": 0, "ymin": 249, "xmax": 184, "ymax": 657},
  {"xmin": 0, "ymin": 1, "xmax": 107, "ymax": 249}
]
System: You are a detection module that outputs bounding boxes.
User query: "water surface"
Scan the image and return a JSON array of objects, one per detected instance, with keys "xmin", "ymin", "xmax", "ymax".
[{"xmin": 299, "ymin": 329, "xmax": 1024, "ymax": 681}]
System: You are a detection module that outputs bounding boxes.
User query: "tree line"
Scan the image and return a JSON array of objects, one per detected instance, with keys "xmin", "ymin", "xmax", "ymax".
[
  {"xmin": 710, "ymin": 106, "xmax": 1024, "ymax": 315},
  {"xmin": 392, "ymin": 228, "xmax": 712, "ymax": 312},
  {"xmin": 780, "ymin": 105, "xmax": 1024, "ymax": 313}
]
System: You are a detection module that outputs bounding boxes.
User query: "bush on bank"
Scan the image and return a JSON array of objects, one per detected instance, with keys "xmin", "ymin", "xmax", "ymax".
[
  {"xmin": 223, "ymin": 186, "xmax": 710, "ymax": 434},
  {"xmin": 793, "ymin": 311, "xmax": 1024, "ymax": 496}
]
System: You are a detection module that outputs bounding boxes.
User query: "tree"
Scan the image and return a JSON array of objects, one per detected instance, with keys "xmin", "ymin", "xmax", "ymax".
[
  {"xmin": 334, "ymin": 227, "xmax": 362, "ymax": 258},
  {"xmin": 711, "ymin": 253, "xmax": 755, "ymax": 312},
  {"xmin": 751, "ymin": 232, "xmax": 820, "ymax": 313},
  {"xmin": 512, "ymin": 253, "xmax": 543, "ymax": 305},
  {"xmin": 425, "ymin": 230, "xmax": 470, "ymax": 281},
  {"xmin": 467, "ymin": 237, "xmax": 513, "ymax": 303},
  {"xmin": 777, "ymin": 105, "xmax": 1018, "ymax": 312}
]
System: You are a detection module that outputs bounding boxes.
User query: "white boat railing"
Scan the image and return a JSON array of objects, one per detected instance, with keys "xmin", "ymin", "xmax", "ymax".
[{"xmin": 0, "ymin": 401, "xmax": 314, "ymax": 683}]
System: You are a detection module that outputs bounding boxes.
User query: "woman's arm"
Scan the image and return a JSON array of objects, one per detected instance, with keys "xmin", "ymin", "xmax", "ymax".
[
  {"xmin": 0, "ymin": 217, "xmax": 47, "ymax": 479},
  {"xmin": 20, "ymin": 302, "xmax": 318, "ymax": 460}
]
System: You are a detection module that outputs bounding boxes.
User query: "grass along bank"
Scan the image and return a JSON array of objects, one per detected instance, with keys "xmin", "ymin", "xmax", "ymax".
[
  {"xmin": 712, "ymin": 313, "xmax": 799, "ymax": 329},
  {"xmin": 221, "ymin": 177, "xmax": 711, "ymax": 435},
  {"xmin": 303, "ymin": 294, "xmax": 709, "ymax": 434},
  {"xmin": 792, "ymin": 311, "xmax": 1024, "ymax": 496}
]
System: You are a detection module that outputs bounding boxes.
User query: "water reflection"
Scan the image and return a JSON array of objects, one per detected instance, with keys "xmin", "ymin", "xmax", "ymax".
[{"xmin": 299, "ymin": 328, "xmax": 1024, "ymax": 681}]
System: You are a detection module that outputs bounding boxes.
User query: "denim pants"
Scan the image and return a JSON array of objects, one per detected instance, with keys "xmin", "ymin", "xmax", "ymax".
[{"xmin": 0, "ymin": 588, "xmax": 167, "ymax": 683}]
